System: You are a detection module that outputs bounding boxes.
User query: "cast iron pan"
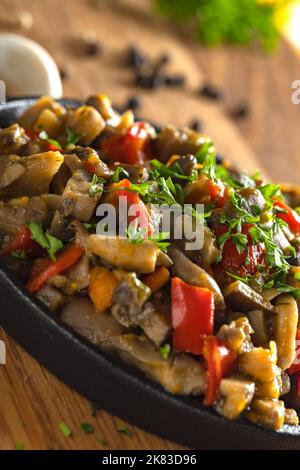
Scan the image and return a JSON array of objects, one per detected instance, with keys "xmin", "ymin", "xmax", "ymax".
[{"xmin": 0, "ymin": 98, "xmax": 300, "ymax": 450}]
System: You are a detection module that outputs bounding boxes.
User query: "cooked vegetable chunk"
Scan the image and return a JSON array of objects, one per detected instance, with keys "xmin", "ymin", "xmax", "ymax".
[{"xmin": 88, "ymin": 235, "xmax": 158, "ymax": 273}]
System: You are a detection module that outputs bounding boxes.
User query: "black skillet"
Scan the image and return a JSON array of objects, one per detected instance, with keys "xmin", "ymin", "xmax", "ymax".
[{"xmin": 0, "ymin": 98, "xmax": 300, "ymax": 450}]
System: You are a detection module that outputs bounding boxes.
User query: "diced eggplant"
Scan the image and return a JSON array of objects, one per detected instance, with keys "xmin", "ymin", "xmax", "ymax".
[
  {"xmin": 0, "ymin": 196, "xmax": 47, "ymax": 235},
  {"xmin": 217, "ymin": 375, "xmax": 255, "ymax": 420},
  {"xmin": 18, "ymin": 96, "xmax": 65, "ymax": 129},
  {"xmin": 61, "ymin": 297, "xmax": 206, "ymax": 396},
  {"xmin": 151, "ymin": 125, "xmax": 211, "ymax": 163},
  {"xmin": 0, "ymin": 155, "xmax": 25, "ymax": 189},
  {"xmin": 88, "ymin": 235, "xmax": 158, "ymax": 273},
  {"xmin": 110, "ymin": 163, "xmax": 149, "ymax": 184},
  {"xmin": 0, "ymin": 124, "xmax": 28, "ymax": 155},
  {"xmin": 111, "ymin": 272, "xmax": 151, "ymax": 328},
  {"xmin": 218, "ymin": 317, "xmax": 253, "ymax": 354},
  {"xmin": 114, "ymin": 334, "xmax": 206, "ymax": 396},
  {"xmin": 61, "ymin": 297, "xmax": 124, "ymax": 352},
  {"xmin": 66, "ymin": 147, "xmax": 113, "ymax": 179},
  {"xmin": 112, "ymin": 272, "xmax": 170, "ymax": 346},
  {"xmin": 248, "ymin": 310, "xmax": 270, "ymax": 347},
  {"xmin": 64, "ymin": 106, "xmax": 105, "ymax": 145},
  {"xmin": 244, "ymin": 399, "xmax": 286, "ymax": 431},
  {"xmin": 224, "ymin": 281, "xmax": 274, "ymax": 313},
  {"xmin": 0, "ymin": 152, "xmax": 63, "ymax": 197},
  {"xmin": 274, "ymin": 294, "xmax": 298, "ymax": 371},
  {"xmin": 168, "ymin": 245, "xmax": 225, "ymax": 315},
  {"xmin": 239, "ymin": 341, "xmax": 280, "ymax": 384},
  {"xmin": 36, "ymin": 286, "xmax": 65, "ymax": 312},
  {"xmin": 50, "ymin": 169, "xmax": 102, "ymax": 240}
]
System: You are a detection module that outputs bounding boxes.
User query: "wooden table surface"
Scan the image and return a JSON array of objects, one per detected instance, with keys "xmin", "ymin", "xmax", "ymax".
[{"xmin": 0, "ymin": 0, "xmax": 300, "ymax": 451}]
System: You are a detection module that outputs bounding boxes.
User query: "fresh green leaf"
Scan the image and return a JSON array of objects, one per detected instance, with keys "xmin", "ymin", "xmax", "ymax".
[
  {"xmin": 59, "ymin": 421, "xmax": 72, "ymax": 437},
  {"xmin": 27, "ymin": 221, "xmax": 63, "ymax": 261},
  {"xmin": 112, "ymin": 166, "xmax": 130, "ymax": 183},
  {"xmin": 66, "ymin": 127, "xmax": 85, "ymax": 146},
  {"xmin": 80, "ymin": 422, "xmax": 95, "ymax": 434},
  {"xmin": 97, "ymin": 438, "xmax": 109, "ymax": 446}
]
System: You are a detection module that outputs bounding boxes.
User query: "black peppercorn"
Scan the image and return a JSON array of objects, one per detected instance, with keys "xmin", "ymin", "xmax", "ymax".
[{"xmin": 199, "ymin": 84, "xmax": 223, "ymax": 100}]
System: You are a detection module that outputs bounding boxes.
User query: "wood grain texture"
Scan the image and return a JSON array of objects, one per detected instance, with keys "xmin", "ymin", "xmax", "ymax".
[{"xmin": 0, "ymin": 0, "xmax": 299, "ymax": 451}]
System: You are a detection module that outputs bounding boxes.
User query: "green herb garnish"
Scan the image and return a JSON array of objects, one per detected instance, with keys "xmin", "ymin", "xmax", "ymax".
[
  {"xmin": 38, "ymin": 130, "xmax": 61, "ymax": 150},
  {"xmin": 80, "ymin": 422, "xmax": 95, "ymax": 434},
  {"xmin": 11, "ymin": 250, "xmax": 27, "ymax": 260},
  {"xmin": 112, "ymin": 166, "xmax": 130, "ymax": 182},
  {"xmin": 117, "ymin": 425, "xmax": 133, "ymax": 438},
  {"xmin": 89, "ymin": 175, "xmax": 105, "ymax": 197},
  {"xmin": 160, "ymin": 343, "xmax": 171, "ymax": 360},
  {"xmin": 27, "ymin": 221, "xmax": 63, "ymax": 261},
  {"xmin": 66, "ymin": 128, "xmax": 85, "ymax": 146},
  {"xmin": 59, "ymin": 421, "xmax": 72, "ymax": 437}
]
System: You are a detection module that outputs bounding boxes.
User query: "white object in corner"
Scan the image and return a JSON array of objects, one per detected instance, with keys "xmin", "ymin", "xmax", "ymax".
[{"xmin": 0, "ymin": 33, "xmax": 62, "ymax": 98}]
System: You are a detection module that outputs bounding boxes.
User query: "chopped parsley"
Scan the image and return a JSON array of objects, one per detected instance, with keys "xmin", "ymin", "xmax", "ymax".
[
  {"xmin": 38, "ymin": 130, "xmax": 61, "ymax": 150},
  {"xmin": 97, "ymin": 438, "xmax": 109, "ymax": 446},
  {"xmin": 27, "ymin": 221, "xmax": 63, "ymax": 261},
  {"xmin": 112, "ymin": 166, "xmax": 130, "ymax": 182},
  {"xmin": 117, "ymin": 425, "xmax": 133, "ymax": 438},
  {"xmin": 89, "ymin": 175, "xmax": 105, "ymax": 197},
  {"xmin": 80, "ymin": 422, "xmax": 95, "ymax": 434},
  {"xmin": 66, "ymin": 128, "xmax": 85, "ymax": 146},
  {"xmin": 15, "ymin": 442, "xmax": 24, "ymax": 450},
  {"xmin": 59, "ymin": 421, "xmax": 72, "ymax": 438},
  {"xmin": 160, "ymin": 343, "xmax": 171, "ymax": 360}
]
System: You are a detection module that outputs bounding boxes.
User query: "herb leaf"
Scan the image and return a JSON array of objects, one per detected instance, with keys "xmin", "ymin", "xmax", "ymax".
[{"xmin": 59, "ymin": 421, "xmax": 72, "ymax": 437}]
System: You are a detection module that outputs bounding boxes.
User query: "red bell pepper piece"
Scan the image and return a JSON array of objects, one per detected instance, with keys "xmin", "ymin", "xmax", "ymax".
[
  {"xmin": 101, "ymin": 122, "xmax": 150, "ymax": 165},
  {"xmin": 273, "ymin": 197, "xmax": 300, "ymax": 235},
  {"xmin": 115, "ymin": 179, "xmax": 154, "ymax": 236},
  {"xmin": 25, "ymin": 129, "xmax": 39, "ymax": 140},
  {"xmin": 216, "ymin": 224, "xmax": 266, "ymax": 276},
  {"xmin": 26, "ymin": 243, "xmax": 84, "ymax": 293},
  {"xmin": 83, "ymin": 160, "xmax": 98, "ymax": 175},
  {"xmin": 209, "ymin": 180, "xmax": 228, "ymax": 208},
  {"xmin": 203, "ymin": 335, "xmax": 236, "ymax": 406},
  {"xmin": 0, "ymin": 225, "xmax": 44, "ymax": 258},
  {"xmin": 171, "ymin": 278, "xmax": 215, "ymax": 355},
  {"xmin": 287, "ymin": 329, "xmax": 300, "ymax": 375}
]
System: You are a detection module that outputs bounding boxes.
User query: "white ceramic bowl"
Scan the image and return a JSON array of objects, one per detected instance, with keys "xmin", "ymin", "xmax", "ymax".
[{"xmin": 0, "ymin": 33, "xmax": 62, "ymax": 98}]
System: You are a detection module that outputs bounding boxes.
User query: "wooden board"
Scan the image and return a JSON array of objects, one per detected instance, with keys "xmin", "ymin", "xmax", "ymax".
[{"xmin": 0, "ymin": 0, "xmax": 299, "ymax": 451}]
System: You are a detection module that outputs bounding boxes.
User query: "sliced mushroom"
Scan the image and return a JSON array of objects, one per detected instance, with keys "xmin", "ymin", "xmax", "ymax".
[
  {"xmin": 217, "ymin": 375, "xmax": 255, "ymax": 420},
  {"xmin": 168, "ymin": 245, "xmax": 225, "ymax": 315},
  {"xmin": 0, "ymin": 151, "xmax": 63, "ymax": 197},
  {"xmin": 0, "ymin": 196, "xmax": 47, "ymax": 235},
  {"xmin": 88, "ymin": 235, "xmax": 158, "ymax": 273},
  {"xmin": 61, "ymin": 297, "xmax": 206, "ymax": 396},
  {"xmin": 113, "ymin": 334, "xmax": 206, "ymax": 396},
  {"xmin": 224, "ymin": 281, "xmax": 274, "ymax": 314},
  {"xmin": 274, "ymin": 294, "xmax": 298, "ymax": 371}
]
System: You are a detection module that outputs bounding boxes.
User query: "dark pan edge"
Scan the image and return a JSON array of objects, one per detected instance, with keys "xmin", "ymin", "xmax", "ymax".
[{"xmin": 0, "ymin": 98, "xmax": 300, "ymax": 449}]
